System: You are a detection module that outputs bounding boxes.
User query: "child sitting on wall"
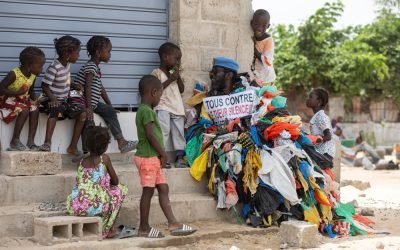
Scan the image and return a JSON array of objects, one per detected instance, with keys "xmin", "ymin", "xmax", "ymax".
[{"xmin": 0, "ymin": 47, "xmax": 45, "ymax": 151}]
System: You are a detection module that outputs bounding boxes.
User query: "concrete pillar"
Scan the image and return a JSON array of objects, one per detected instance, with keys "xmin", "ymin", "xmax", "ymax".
[{"xmin": 169, "ymin": 0, "xmax": 253, "ymax": 102}]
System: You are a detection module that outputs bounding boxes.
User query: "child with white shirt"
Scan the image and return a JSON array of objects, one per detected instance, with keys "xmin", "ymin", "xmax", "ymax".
[{"xmin": 151, "ymin": 42, "xmax": 187, "ymax": 168}]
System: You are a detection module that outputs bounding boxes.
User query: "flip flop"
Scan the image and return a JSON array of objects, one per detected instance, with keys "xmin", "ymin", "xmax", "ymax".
[
  {"xmin": 175, "ymin": 158, "xmax": 189, "ymax": 168},
  {"xmin": 27, "ymin": 143, "xmax": 40, "ymax": 151},
  {"xmin": 136, "ymin": 227, "xmax": 164, "ymax": 238},
  {"xmin": 170, "ymin": 224, "xmax": 196, "ymax": 236},
  {"xmin": 70, "ymin": 151, "xmax": 88, "ymax": 163},
  {"xmin": 120, "ymin": 140, "xmax": 138, "ymax": 153},
  {"xmin": 7, "ymin": 142, "xmax": 27, "ymax": 151},
  {"xmin": 164, "ymin": 162, "xmax": 172, "ymax": 169},
  {"xmin": 39, "ymin": 143, "xmax": 51, "ymax": 152},
  {"xmin": 115, "ymin": 225, "xmax": 137, "ymax": 239}
]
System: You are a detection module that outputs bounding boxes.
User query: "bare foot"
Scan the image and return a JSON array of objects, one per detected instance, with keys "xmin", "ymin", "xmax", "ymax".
[{"xmin": 67, "ymin": 146, "xmax": 79, "ymax": 156}]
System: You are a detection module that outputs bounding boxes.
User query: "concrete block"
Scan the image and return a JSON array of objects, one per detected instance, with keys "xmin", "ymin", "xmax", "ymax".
[
  {"xmin": 10, "ymin": 175, "xmax": 65, "ymax": 204},
  {"xmin": 180, "ymin": 0, "xmax": 200, "ymax": 20},
  {"xmin": 280, "ymin": 221, "xmax": 319, "ymax": 248},
  {"xmin": 181, "ymin": 46, "xmax": 202, "ymax": 71},
  {"xmin": 0, "ymin": 151, "xmax": 62, "ymax": 176},
  {"xmin": 201, "ymin": 48, "xmax": 236, "ymax": 72},
  {"xmin": 180, "ymin": 21, "xmax": 220, "ymax": 47},
  {"xmin": 34, "ymin": 216, "xmax": 101, "ymax": 245},
  {"xmin": 201, "ymin": 0, "xmax": 240, "ymax": 22},
  {"xmin": 221, "ymin": 24, "xmax": 240, "ymax": 49}
]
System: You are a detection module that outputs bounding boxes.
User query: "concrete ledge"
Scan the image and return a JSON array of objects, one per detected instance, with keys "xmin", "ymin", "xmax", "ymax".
[
  {"xmin": 0, "ymin": 193, "xmax": 230, "ymax": 238},
  {"xmin": 0, "ymin": 112, "xmax": 137, "ymax": 154},
  {"xmin": 0, "ymin": 151, "xmax": 62, "ymax": 176},
  {"xmin": 280, "ymin": 220, "xmax": 319, "ymax": 248},
  {"xmin": 0, "ymin": 166, "xmax": 207, "ymax": 205},
  {"xmin": 34, "ymin": 216, "xmax": 101, "ymax": 245},
  {"xmin": 116, "ymin": 193, "xmax": 231, "ymax": 228}
]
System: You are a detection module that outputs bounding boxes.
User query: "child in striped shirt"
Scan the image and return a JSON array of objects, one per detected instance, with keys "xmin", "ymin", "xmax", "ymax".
[
  {"xmin": 39, "ymin": 35, "xmax": 87, "ymax": 162},
  {"xmin": 74, "ymin": 36, "xmax": 137, "ymax": 154}
]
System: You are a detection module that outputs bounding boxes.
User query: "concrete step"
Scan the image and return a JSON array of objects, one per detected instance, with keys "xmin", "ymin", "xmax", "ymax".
[
  {"xmin": 0, "ymin": 193, "xmax": 232, "ymax": 238},
  {"xmin": 0, "ymin": 163, "xmax": 207, "ymax": 205}
]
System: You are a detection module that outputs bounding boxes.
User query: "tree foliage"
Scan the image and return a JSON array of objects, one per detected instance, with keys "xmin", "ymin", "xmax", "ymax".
[{"xmin": 273, "ymin": 0, "xmax": 400, "ymax": 105}]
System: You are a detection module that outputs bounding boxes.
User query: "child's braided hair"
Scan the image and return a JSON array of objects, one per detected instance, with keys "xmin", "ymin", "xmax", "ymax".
[
  {"xmin": 86, "ymin": 125, "xmax": 111, "ymax": 155},
  {"xmin": 19, "ymin": 46, "xmax": 45, "ymax": 67},
  {"xmin": 54, "ymin": 35, "xmax": 81, "ymax": 57},
  {"xmin": 86, "ymin": 36, "xmax": 111, "ymax": 58},
  {"xmin": 313, "ymin": 88, "xmax": 329, "ymax": 109}
]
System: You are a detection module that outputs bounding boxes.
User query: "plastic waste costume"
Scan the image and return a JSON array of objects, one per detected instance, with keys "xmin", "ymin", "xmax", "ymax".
[{"xmin": 185, "ymin": 57, "xmax": 375, "ymax": 237}]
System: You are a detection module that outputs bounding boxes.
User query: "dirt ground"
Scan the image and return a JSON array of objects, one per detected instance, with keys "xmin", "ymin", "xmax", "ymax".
[
  {"xmin": 138, "ymin": 165, "xmax": 400, "ymax": 250},
  {"xmin": 1, "ymin": 165, "xmax": 400, "ymax": 250}
]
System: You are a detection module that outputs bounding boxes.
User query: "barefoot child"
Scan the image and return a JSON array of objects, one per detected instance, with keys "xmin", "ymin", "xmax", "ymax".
[
  {"xmin": 74, "ymin": 35, "xmax": 137, "ymax": 154},
  {"xmin": 151, "ymin": 42, "xmax": 187, "ymax": 168},
  {"xmin": 0, "ymin": 46, "xmax": 45, "ymax": 151},
  {"xmin": 66, "ymin": 125, "xmax": 128, "ymax": 238},
  {"xmin": 250, "ymin": 9, "xmax": 276, "ymax": 85},
  {"xmin": 306, "ymin": 88, "xmax": 335, "ymax": 158},
  {"xmin": 134, "ymin": 75, "xmax": 196, "ymax": 238},
  {"xmin": 39, "ymin": 36, "xmax": 86, "ymax": 161}
]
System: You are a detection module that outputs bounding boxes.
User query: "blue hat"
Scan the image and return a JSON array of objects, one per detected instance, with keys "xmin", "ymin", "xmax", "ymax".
[{"xmin": 213, "ymin": 57, "xmax": 239, "ymax": 73}]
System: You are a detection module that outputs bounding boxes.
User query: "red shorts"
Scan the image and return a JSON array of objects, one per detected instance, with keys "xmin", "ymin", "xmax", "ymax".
[{"xmin": 134, "ymin": 156, "xmax": 167, "ymax": 187}]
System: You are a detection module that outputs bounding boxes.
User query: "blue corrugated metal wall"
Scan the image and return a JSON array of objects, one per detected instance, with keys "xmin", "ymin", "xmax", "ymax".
[{"xmin": 0, "ymin": 0, "xmax": 168, "ymax": 107}]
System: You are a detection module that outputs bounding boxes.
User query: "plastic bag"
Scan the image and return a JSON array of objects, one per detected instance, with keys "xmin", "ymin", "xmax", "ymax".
[
  {"xmin": 190, "ymin": 148, "xmax": 209, "ymax": 181},
  {"xmin": 186, "ymin": 133, "xmax": 204, "ymax": 167},
  {"xmin": 258, "ymin": 148, "xmax": 301, "ymax": 205}
]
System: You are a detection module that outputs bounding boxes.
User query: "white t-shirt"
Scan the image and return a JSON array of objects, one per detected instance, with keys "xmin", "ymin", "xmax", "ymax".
[
  {"xmin": 310, "ymin": 110, "xmax": 335, "ymax": 157},
  {"xmin": 151, "ymin": 68, "xmax": 185, "ymax": 116}
]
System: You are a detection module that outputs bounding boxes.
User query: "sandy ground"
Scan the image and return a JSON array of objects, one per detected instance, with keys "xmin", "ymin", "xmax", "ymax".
[
  {"xmin": 1, "ymin": 165, "xmax": 400, "ymax": 250},
  {"xmin": 137, "ymin": 165, "xmax": 400, "ymax": 250}
]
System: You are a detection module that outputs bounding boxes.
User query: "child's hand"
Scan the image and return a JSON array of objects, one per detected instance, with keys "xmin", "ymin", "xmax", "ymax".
[
  {"xmin": 169, "ymin": 70, "xmax": 179, "ymax": 82},
  {"xmin": 31, "ymin": 98, "xmax": 40, "ymax": 106},
  {"xmin": 49, "ymin": 97, "xmax": 59, "ymax": 108},
  {"xmin": 159, "ymin": 153, "xmax": 167, "ymax": 168},
  {"xmin": 74, "ymin": 83, "xmax": 84, "ymax": 91},
  {"xmin": 15, "ymin": 84, "xmax": 29, "ymax": 95}
]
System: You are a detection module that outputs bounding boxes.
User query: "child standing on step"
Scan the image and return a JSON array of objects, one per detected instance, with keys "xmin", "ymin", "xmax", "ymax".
[
  {"xmin": 250, "ymin": 9, "xmax": 276, "ymax": 85},
  {"xmin": 0, "ymin": 46, "xmax": 45, "ymax": 151},
  {"xmin": 134, "ymin": 75, "xmax": 196, "ymax": 238},
  {"xmin": 151, "ymin": 42, "xmax": 187, "ymax": 168},
  {"xmin": 66, "ymin": 125, "xmax": 128, "ymax": 239},
  {"xmin": 74, "ymin": 35, "xmax": 137, "ymax": 154},
  {"xmin": 39, "ymin": 36, "xmax": 87, "ymax": 162}
]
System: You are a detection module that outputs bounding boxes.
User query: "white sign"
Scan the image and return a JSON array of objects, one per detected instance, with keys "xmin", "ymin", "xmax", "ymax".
[{"xmin": 203, "ymin": 90, "xmax": 257, "ymax": 124}]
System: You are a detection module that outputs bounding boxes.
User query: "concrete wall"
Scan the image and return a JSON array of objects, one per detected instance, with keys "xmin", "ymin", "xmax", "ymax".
[
  {"xmin": 0, "ymin": 113, "xmax": 137, "ymax": 153},
  {"xmin": 1, "ymin": 0, "xmax": 254, "ymax": 153},
  {"xmin": 169, "ymin": 0, "xmax": 254, "ymax": 102},
  {"xmin": 340, "ymin": 122, "xmax": 400, "ymax": 146}
]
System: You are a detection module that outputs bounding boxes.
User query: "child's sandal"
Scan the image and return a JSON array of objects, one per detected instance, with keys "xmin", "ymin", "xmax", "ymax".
[
  {"xmin": 7, "ymin": 142, "xmax": 27, "ymax": 151},
  {"xmin": 27, "ymin": 143, "xmax": 40, "ymax": 151},
  {"xmin": 39, "ymin": 143, "xmax": 51, "ymax": 152}
]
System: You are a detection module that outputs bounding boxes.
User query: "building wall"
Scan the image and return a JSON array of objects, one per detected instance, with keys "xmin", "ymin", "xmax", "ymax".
[
  {"xmin": 0, "ymin": 0, "xmax": 255, "ymax": 153},
  {"xmin": 169, "ymin": 0, "xmax": 254, "ymax": 102},
  {"xmin": 0, "ymin": 0, "xmax": 169, "ymax": 107}
]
